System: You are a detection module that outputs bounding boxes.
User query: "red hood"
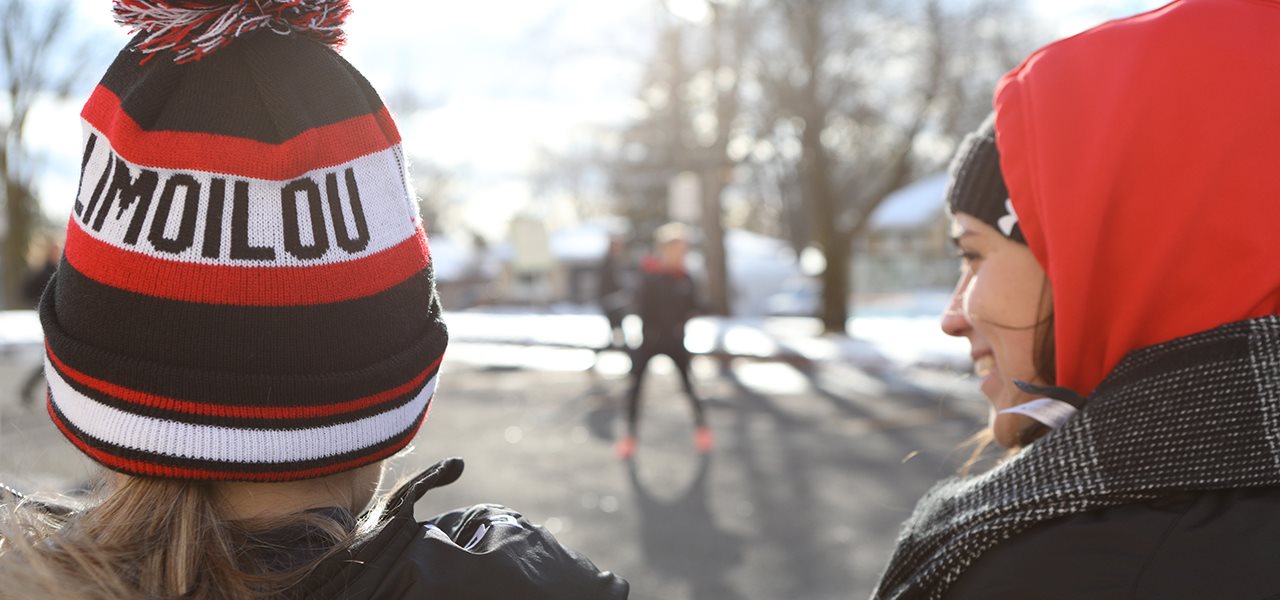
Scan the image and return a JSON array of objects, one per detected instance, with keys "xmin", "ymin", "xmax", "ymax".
[{"xmin": 994, "ymin": 0, "xmax": 1280, "ymax": 396}]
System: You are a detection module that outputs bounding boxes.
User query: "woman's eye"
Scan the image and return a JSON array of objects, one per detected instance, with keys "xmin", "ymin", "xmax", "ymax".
[{"xmin": 952, "ymin": 249, "xmax": 982, "ymax": 275}]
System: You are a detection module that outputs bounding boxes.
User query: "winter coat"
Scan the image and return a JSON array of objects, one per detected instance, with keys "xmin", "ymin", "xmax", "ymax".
[
  {"xmin": 291, "ymin": 458, "xmax": 630, "ymax": 599},
  {"xmin": 636, "ymin": 257, "xmax": 699, "ymax": 345},
  {"xmin": 945, "ymin": 487, "xmax": 1280, "ymax": 599},
  {"xmin": 872, "ymin": 317, "xmax": 1280, "ymax": 599}
]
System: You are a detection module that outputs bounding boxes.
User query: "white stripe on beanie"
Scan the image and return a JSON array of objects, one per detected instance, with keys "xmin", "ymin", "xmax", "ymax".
[{"xmin": 47, "ymin": 357, "xmax": 437, "ymax": 464}]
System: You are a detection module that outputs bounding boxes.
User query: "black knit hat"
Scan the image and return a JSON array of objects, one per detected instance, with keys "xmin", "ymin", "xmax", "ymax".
[
  {"xmin": 39, "ymin": 0, "xmax": 448, "ymax": 482},
  {"xmin": 945, "ymin": 113, "xmax": 1024, "ymax": 244}
]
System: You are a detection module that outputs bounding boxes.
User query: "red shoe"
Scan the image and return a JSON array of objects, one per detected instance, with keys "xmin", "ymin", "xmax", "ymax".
[
  {"xmin": 694, "ymin": 427, "xmax": 714, "ymax": 453},
  {"xmin": 616, "ymin": 435, "xmax": 637, "ymax": 460}
]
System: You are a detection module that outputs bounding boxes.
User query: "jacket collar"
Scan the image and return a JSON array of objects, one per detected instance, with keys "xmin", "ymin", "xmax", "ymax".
[
  {"xmin": 383, "ymin": 457, "xmax": 465, "ymax": 518},
  {"xmin": 287, "ymin": 457, "xmax": 466, "ymax": 599}
]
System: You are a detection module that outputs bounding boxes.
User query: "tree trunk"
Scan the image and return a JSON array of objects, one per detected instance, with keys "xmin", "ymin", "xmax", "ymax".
[
  {"xmin": 820, "ymin": 229, "xmax": 851, "ymax": 334},
  {"xmin": 700, "ymin": 164, "xmax": 731, "ymax": 315},
  {"xmin": 838, "ymin": 227, "xmax": 858, "ymax": 335},
  {"xmin": 1, "ymin": 148, "xmax": 33, "ymax": 309},
  {"xmin": 802, "ymin": 119, "xmax": 847, "ymax": 333},
  {"xmin": 697, "ymin": 1, "xmax": 742, "ymax": 317}
]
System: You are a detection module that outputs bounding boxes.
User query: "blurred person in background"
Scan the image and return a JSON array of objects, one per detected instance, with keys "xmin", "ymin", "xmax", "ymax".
[
  {"xmin": 0, "ymin": 2, "xmax": 628, "ymax": 599},
  {"xmin": 874, "ymin": 1, "xmax": 1280, "ymax": 598},
  {"xmin": 597, "ymin": 233, "xmax": 631, "ymax": 350},
  {"xmin": 616, "ymin": 222, "xmax": 711, "ymax": 459},
  {"xmin": 20, "ymin": 237, "xmax": 59, "ymax": 307},
  {"xmin": 17, "ymin": 236, "xmax": 59, "ymax": 408}
]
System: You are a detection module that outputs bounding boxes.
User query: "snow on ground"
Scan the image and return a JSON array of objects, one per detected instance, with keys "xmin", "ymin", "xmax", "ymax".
[
  {"xmin": 852, "ymin": 290, "xmax": 970, "ymax": 371},
  {"xmin": 441, "ymin": 294, "xmax": 969, "ymax": 372},
  {"xmin": 0, "ymin": 292, "xmax": 971, "ymax": 374},
  {"xmin": 0, "ymin": 311, "xmax": 42, "ymax": 347},
  {"xmin": 0, "ymin": 311, "xmax": 45, "ymax": 369},
  {"xmin": 853, "ymin": 315, "xmax": 969, "ymax": 371}
]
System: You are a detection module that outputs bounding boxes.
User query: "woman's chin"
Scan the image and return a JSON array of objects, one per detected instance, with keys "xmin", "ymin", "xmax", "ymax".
[
  {"xmin": 977, "ymin": 370, "xmax": 1043, "ymax": 447},
  {"xmin": 992, "ymin": 411, "xmax": 1041, "ymax": 448},
  {"xmin": 978, "ymin": 369, "xmax": 999, "ymax": 399}
]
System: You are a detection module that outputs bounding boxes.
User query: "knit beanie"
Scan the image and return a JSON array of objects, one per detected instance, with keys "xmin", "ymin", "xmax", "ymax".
[
  {"xmin": 38, "ymin": 0, "xmax": 448, "ymax": 482},
  {"xmin": 945, "ymin": 113, "xmax": 1024, "ymax": 244}
]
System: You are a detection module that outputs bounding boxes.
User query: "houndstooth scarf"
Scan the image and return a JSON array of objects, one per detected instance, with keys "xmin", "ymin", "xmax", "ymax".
[{"xmin": 872, "ymin": 315, "xmax": 1280, "ymax": 599}]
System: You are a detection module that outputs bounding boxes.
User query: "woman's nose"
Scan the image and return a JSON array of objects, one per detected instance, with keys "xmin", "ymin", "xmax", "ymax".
[{"xmin": 941, "ymin": 280, "xmax": 971, "ymax": 338}]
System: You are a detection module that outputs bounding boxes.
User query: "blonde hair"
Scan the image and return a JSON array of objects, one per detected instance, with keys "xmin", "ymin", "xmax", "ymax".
[{"xmin": 0, "ymin": 474, "xmax": 387, "ymax": 600}]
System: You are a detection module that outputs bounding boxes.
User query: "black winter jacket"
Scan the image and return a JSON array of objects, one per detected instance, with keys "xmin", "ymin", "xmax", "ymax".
[
  {"xmin": 636, "ymin": 258, "xmax": 699, "ymax": 345},
  {"xmin": 946, "ymin": 487, "xmax": 1280, "ymax": 599},
  {"xmin": 291, "ymin": 458, "xmax": 630, "ymax": 599}
]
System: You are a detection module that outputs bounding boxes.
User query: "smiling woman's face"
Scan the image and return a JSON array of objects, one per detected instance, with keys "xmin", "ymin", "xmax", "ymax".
[{"xmin": 942, "ymin": 213, "xmax": 1052, "ymax": 447}]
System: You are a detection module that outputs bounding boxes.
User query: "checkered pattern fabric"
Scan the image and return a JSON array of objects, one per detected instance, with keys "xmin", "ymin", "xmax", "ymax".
[{"xmin": 873, "ymin": 316, "xmax": 1280, "ymax": 599}]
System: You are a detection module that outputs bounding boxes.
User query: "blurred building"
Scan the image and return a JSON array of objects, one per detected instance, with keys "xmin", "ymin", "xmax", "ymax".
[
  {"xmin": 429, "ymin": 233, "xmax": 501, "ymax": 309},
  {"xmin": 854, "ymin": 173, "xmax": 955, "ymax": 294},
  {"xmin": 430, "ymin": 182, "xmax": 955, "ymax": 313},
  {"xmin": 486, "ymin": 217, "xmax": 620, "ymax": 308},
  {"xmin": 549, "ymin": 218, "xmax": 629, "ymax": 306},
  {"xmin": 480, "ymin": 218, "xmax": 802, "ymax": 316}
]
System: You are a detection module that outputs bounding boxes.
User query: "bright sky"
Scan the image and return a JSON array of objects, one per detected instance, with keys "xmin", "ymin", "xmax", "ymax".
[{"xmin": 30, "ymin": 0, "xmax": 1167, "ymax": 240}]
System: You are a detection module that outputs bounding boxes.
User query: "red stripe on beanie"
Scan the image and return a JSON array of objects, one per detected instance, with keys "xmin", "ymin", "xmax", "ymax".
[
  {"xmin": 81, "ymin": 85, "xmax": 401, "ymax": 180},
  {"xmin": 48, "ymin": 398, "xmax": 431, "ymax": 482},
  {"xmin": 46, "ymin": 342, "xmax": 443, "ymax": 421},
  {"xmin": 65, "ymin": 218, "xmax": 431, "ymax": 306}
]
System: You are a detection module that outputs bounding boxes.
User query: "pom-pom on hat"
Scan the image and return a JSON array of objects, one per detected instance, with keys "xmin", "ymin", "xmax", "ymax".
[
  {"xmin": 114, "ymin": 0, "xmax": 352, "ymax": 64},
  {"xmin": 40, "ymin": 0, "xmax": 448, "ymax": 482}
]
